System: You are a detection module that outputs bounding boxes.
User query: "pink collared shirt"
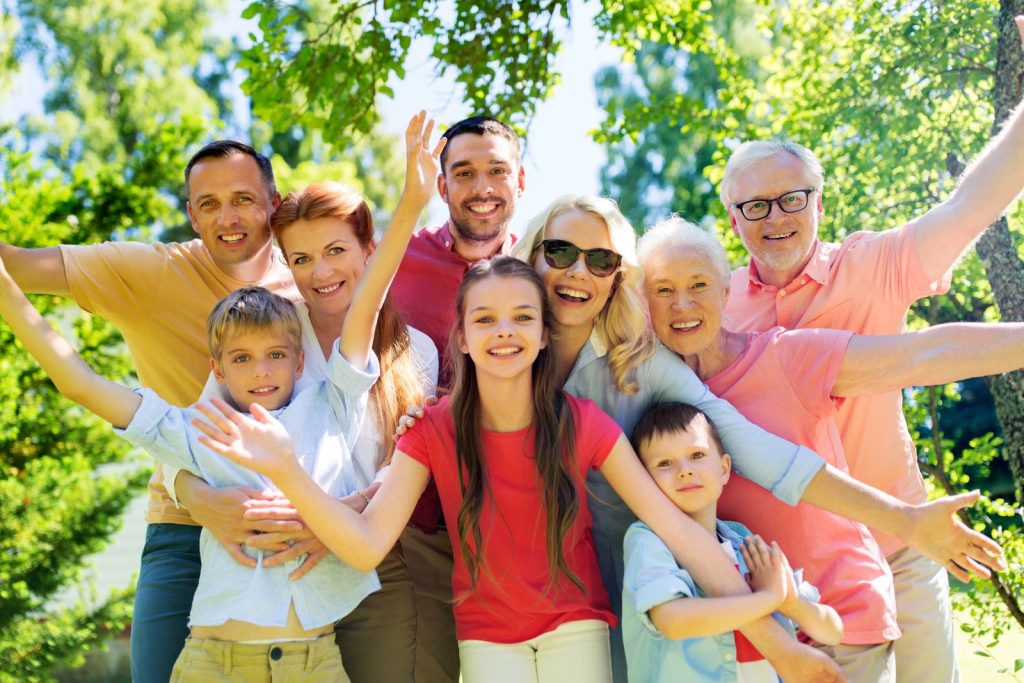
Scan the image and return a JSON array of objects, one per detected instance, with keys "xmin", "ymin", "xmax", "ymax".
[
  {"xmin": 391, "ymin": 222, "xmax": 516, "ymax": 391},
  {"xmin": 725, "ymin": 223, "xmax": 952, "ymax": 554},
  {"xmin": 711, "ymin": 327, "xmax": 900, "ymax": 645}
]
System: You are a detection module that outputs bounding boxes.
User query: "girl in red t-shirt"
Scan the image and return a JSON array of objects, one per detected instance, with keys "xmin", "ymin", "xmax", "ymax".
[{"xmin": 198, "ymin": 257, "xmax": 753, "ymax": 683}]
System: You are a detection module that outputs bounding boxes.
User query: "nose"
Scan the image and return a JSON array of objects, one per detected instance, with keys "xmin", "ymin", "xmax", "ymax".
[
  {"xmin": 252, "ymin": 357, "xmax": 272, "ymax": 377},
  {"xmin": 495, "ymin": 317, "xmax": 514, "ymax": 337},
  {"xmin": 472, "ymin": 172, "xmax": 494, "ymax": 195},
  {"xmin": 566, "ymin": 253, "xmax": 589, "ymax": 278},
  {"xmin": 218, "ymin": 202, "xmax": 239, "ymax": 227},
  {"xmin": 311, "ymin": 257, "xmax": 332, "ymax": 281},
  {"xmin": 670, "ymin": 291, "xmax": 694, "ymax": 310}
]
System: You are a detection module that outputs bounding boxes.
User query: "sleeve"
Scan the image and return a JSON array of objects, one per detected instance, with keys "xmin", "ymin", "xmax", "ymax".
[
  {"xmin": 164, "ymin": 374, "xmax": 234, "ymax": 506},
  {"xmin": 394, "ymin": 412, "xmax": 433, "ymax": 471},
  {"xmin": 60, "ymin": 242, "xmax": 164, "ymax": 322},
  {"xmin": 643, "ymin": 345, "xmax": 824, "ymax": 505},
  {"xmin": 573, "ymin": 398, "xmax": 625, "ymax": 470},
  {"xmin": 409, "ymin": 325, "xmax": 439, "ymax": 395},
  {"xmin": 324, "ymin": 344, "xmax": 381, "ymax": 449},
  {"xmin": 775, "ymin": 329, "xmax": 854, "ymax": 418},
  {"xmin": 846, "ymin": 226, "xmax": 951, "ymax": 308},
  {"xmin": 115, "ymin": 388, "xmax": 203, "ymax": 476},
  {"xmin": 624, "ymin": 523, "xmax": 697, "ymax": 637}
]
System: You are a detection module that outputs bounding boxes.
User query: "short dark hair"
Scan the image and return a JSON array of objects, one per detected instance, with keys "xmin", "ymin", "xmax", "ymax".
[
  {"xmin": 184, "ymin": 140, "xmax": 276, "ymax": 198},
  {"xmin": 440, "ymin": 116, "xmax": 521, "ymax": 174},
  {"xmin": 632, "ymin": 402, "xmax": 726, "ymax": 457}
]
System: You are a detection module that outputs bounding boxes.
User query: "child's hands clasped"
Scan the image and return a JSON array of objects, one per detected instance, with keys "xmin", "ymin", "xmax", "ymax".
[
  {"xmin": 740, "ymin": 535, "xmax": 792, "ymax": 611},
  {"xmin": 193, "ymin": 397, "xmax": 297, "ymax": 481}
]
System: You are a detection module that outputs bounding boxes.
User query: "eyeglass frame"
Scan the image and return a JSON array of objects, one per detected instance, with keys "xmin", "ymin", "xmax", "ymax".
[
  {"xmin": 534, "ymin": 239, "xmax": 623, "ymax": 277},
  {"xmin": 730, "ymin": 188, "xmax": 816, "ymax": 222}
]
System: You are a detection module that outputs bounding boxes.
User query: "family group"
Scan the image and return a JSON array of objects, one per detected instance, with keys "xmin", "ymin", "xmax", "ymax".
[{"xmin": 4, "ymin": 26, "xmax": 1024, "ymax": 683}]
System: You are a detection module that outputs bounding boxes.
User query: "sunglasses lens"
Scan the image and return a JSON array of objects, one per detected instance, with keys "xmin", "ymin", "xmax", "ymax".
[
  {"xmin": 542, "ymin": 240, "xmax": 580, "ymax": 269},
  {"xmin": 585, "ymin": 250, "xmax": 619, "ymax": 277}
]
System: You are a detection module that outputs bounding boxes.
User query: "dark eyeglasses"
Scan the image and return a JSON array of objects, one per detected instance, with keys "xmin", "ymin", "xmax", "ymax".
[
  {"xmin": 731, "ymin": 188, "xmax": 815, "ymax": 221},
  {"xmin": 536, "ymin": 239, "xmax": 622, "ymax": 277}
]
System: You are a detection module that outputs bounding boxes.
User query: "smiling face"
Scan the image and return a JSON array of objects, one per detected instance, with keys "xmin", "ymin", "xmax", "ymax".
[
  {"xmin": 438, "ymin": 133, "xmax": 525, "ymax": 253},
  {"xmin": 532, "ymin": 209, "xmax": 619, "ymax": 336},
  {"xmin": 727, "ymin": 152, "xmax": 823, "ymax": 287},
  {"xmin": 638, "ymin": 420, "xmax": 731, "ymax": 530},
  {"xmin": 644, "ymin": 245, "xmax": 729, "ymax": 359},
  {"xmin": 458, "ymin": 274, "xmax": 547, "ymax": 382},
  {"xmin": 211, "ymin": 324, "xmax": 305, "ymax": 411},
  {"xmin": 186, "ymin": 153, "xmax": 278, "ymax": 273},
  {"xmin": 277, "ymin": 217, "xmax": 372, "ymax": 322}
]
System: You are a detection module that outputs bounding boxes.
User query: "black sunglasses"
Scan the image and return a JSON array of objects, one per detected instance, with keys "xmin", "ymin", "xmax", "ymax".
[{"xmin": 537, "ymin": 239, "xmax": 622, "ymax": 277}]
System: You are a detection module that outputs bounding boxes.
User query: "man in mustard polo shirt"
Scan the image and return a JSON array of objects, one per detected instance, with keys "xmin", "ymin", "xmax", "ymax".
[{"xmin": 0, "ymin": 141, "xmax": 297, "ymax": 683}]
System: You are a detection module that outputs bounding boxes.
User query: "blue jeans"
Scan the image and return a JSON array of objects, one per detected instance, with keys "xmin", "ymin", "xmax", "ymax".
[{"xmin": 131, "ymin": 523, "xmax": 202, "ymax": 683}]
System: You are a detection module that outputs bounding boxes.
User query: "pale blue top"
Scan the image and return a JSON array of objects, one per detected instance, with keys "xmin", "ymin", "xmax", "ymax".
[
  {"xmin": 623, "ymin": 520, "xmax": 819, "ymax": 683},
  {"xmin": 561, "ymin": 333, "xmax": 824, "ymax": 682},
  {"xmin": 118, "ymin": 344, "xmax": 381, "ymax": 630}
]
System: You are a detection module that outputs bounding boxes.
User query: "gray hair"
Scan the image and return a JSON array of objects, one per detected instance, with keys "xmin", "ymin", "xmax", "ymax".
[
  {"xmin": 719, "ymin": 140, "xmax": 825, "ymax": 205},
  {"xmin": 637, "ymin": 215, "xmax": 731, "ymax": 284}
]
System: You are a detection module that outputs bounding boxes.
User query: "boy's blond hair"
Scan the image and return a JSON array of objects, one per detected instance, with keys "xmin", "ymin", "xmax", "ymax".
[{"xmin": 206, "ymin": 286, "xmax": 301, "ymax": 359}]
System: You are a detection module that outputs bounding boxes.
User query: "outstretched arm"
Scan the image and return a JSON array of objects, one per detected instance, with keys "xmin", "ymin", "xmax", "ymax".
[
  {"xmin": 803, "ymin": 466, "xmax": 1005, "ymax": 581},
  {"xmin": 833, "ymin": 322, "xmax": 1024, "ymax": 397},
  {"xmin": 0, "ymin": 243, "xmax": 71, "ymax": 297},
  {"xmin": 340, "ymin": 112, "xmax": 445, "ymax": 368},
  {"xmin": 0, "ymin": 257, "xmax": 139, "ymax": 427},
  {"xmin": 193, "ymin": 398, "xmax": 428, "ymax": 572},
  {"xmin": 912, "ymin": 16, "xmax": 1024, "ymax": 282}
]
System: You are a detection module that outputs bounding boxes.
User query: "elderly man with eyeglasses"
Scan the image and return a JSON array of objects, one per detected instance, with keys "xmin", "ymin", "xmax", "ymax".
[{"xmin": 719, "ymin": 19, "xmax": 1024, "ymax": 683}]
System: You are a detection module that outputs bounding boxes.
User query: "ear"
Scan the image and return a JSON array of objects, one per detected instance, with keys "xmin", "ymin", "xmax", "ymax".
[
  {"xmin": 458, "ymin": 329, "xmax": 469, "ymax": 355},
  {"xmin": 728, "ymin": 209, "xmax": 739, "ymax": 236},
  {"xmin": 270, "ymin": 191, "xmax": 283, "ymax": 213},
  {"xmin": 516, "ymin": 165, "xmax": 526, "ymax": 197},
  {"xmin": 363, "ymin": 241, "xmax": 376, "ymax": 261},
  {"xmin": 815, "ymin": 191, "xmax": 824, "ymax": 218},
  {"xmin": 437, "ymin": 172, "xmax": 449, "ymax": 205},
  {"xmin": 294, "ymin": 350, "xmax": 305, "ymax": 379},
  {"xmin": 187, "ymin": 202, "xmax": 200, "ymax": 235},
  {"xmin": 540, "ymin": 328, "xmax": 549, "ymax": 350},
  {"xmin": 211, "ymin": 356, "xmax": 226, "ymax": 384},
  {"xmin": 720, "ymin": 453, "xmax": 732, "ymax": 484}
]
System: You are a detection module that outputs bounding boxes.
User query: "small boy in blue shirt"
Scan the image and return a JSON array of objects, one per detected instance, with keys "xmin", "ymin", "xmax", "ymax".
[{"xmin": 623, "ymin": 402, "xmax": 843, "ymax": 683}]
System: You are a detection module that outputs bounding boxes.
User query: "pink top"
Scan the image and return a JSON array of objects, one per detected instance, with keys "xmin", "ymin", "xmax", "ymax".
[
  {"xmin": 710, "ymin": 327, "xmax": 900, "ymax": 645},
  {"xmin": 725, "ymin": 224, "xmax": 952, "ymax": 553},
  {"xmin": 396, "ymin": 394, "xmax": 621, "ymax": 643}
]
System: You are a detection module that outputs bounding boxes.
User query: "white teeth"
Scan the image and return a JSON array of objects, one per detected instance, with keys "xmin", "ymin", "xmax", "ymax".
[
  {"xmin": 764, "ymin": 232, "xmax": 795, "ymax": 240},
  {"xmin": 671, "ymin": 321, "xmax": 700, "ymax": 330},
  {"xmin": 221, "ymin": 233, "xmax": 245, "ymax": 243},
  {"xmin": 556, "ymin": 286, "xmax": 590, "ymax": 302},
  {"xmin": 468, "ymin": 203, "xmax": 499, "ymax": 214},
  {"xmin": 489, "ymin": 347, "xmax": 521, "ymax": 356},
  {"xmin": 314, "ymin": 283, "xmax": 341, "ymax": 294},
  {"xmin": 250, "ymin": 386, "xmax": 276, "ymax": 394}
]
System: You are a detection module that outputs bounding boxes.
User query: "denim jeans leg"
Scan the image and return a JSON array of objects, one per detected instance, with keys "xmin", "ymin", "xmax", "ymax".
[{"xmin": 131, "ymin": 523, "xmax": 202, "ymax": 683}]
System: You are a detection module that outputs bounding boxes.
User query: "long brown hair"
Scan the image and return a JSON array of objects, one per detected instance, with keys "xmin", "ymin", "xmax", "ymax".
[
  {"xmin": 449, "ymin": 256, "xmax": 583, "ymax": 596},
  {"xmin": 272, "ymin": 181, "xmax": 425, "ymax": 462}
]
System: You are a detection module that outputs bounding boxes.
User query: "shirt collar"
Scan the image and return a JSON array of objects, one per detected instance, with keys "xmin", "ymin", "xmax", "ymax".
[
  {"xmin": 745, "ymin": 239, "xmax": 829, "ymax": 290},
  {"xmin": 432, "ymin": 221, "xmax": 516, "ymax": 260}
]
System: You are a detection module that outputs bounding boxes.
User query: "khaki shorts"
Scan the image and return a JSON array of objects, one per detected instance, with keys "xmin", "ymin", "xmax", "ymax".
[{"xmin": 169, "ymin": 633, "xmax": 348, "ymax": 682}]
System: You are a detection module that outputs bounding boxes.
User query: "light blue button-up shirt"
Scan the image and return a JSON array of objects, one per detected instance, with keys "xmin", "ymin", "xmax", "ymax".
[
  {"xmin": 118, "ymin": 345, "xmax": 381, "ymax": 630},
  {"xmin": 561, "ymin": 333, "xmax": 824, "ymax": 680},
  {"xmin": 623, "ymin": 520, "xmax": 818, "ymax": 683}
]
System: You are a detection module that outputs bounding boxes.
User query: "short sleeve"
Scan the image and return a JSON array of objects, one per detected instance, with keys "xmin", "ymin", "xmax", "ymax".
[
  {"xmin": 773, "ymin": 328, "xmax": 854, "ymax": 418},
  {"xmin": 571, "ymin": 397, "xmax": 624, "ymax": 470},
  {"xmin": 395, "ymin": 408, "xmax": 437, "ymax": 472},
  {"xmin": 845, "ymin": 225, "xmax": 951, "ymax": 308},
  {"xmin": 624, "ymin": 523, "xmax": 697, "ymax": 637},
  {"xmin": 60, "ymin": 242, "xmax": 164, "ymax": 321}
]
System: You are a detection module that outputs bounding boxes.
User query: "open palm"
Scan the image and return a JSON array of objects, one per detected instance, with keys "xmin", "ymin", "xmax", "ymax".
[{"xmin": 193, "ymin": 397, "xmax": 296, "ymax": 480}]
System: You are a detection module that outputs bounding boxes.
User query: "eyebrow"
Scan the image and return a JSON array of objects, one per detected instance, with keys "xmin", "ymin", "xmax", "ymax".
[
  {"xmin": 225, "ymin": 345, "xmax": 291, "ymax": 355},
  {"xmin": 468, "ymin": 304, "xmax": 540, "ymax": 314},
  {"xmin": 287, "ymin": 238, "xmax": 353, "ymax": 257},
  {"xmin": 448, "ymin": 159, "xmax": 511, "ymax": 171},
  {"xmin": 192, "ymin": 189, "xmax": 259, "ymax": 203}
]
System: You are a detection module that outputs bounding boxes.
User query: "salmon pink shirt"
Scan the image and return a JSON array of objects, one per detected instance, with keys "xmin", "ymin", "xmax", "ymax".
[
  {"xmin": 396, "ymin": 394, "xmax": 621, "ymax": 643},
  {"xmin": 725, "ymin": 224, "xmax": 952, "ymax": 554},
  {"xmin": 710, "ymin": 327, "xmax": 900, "ymax": 645}
]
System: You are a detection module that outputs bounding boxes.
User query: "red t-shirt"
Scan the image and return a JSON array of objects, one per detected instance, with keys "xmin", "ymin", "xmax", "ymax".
[{"xmin": 396, "ymin": 394, "xmax": 622, "ymax": 643}]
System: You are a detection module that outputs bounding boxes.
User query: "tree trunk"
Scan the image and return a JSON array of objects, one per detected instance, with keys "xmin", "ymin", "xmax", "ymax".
[{"xmin": 973, "ymin": 0, "xmax": 1024, "ymax": 503}]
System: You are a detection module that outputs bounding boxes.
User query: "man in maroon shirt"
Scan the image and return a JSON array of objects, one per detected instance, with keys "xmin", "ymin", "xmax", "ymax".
[
  {"xmin": 389, "ymin": 115, "xmax": 526, "ymax": 683},
  {"xmin": 391, "ymin": 115, "xmax": 526, "ymax": 388}
]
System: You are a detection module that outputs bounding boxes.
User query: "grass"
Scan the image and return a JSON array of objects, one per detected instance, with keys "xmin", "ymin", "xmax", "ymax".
[{"xmin": 955, "ymin": 615, "xmax": 1024, "ymax": 681}]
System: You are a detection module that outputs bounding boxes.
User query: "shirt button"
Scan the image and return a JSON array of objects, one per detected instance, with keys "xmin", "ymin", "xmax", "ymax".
[
  {"xmin": 724, "ymin": 652, "xmax": 735, "ymax": 661},
  {"xmin": 270, "ymin": 646, "xmax": 283, "ymax": 661},
  {"xmin": 800, "ymin": 278, "xmax": 807, "ymax": 285},
  {"xmin": 779, "ymin": 290, "xmax": 787, "ymax": 297}
]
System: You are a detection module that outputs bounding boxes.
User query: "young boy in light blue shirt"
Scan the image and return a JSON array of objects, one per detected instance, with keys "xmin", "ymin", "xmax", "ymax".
[{"xmin": 623, "ymin": 402, "xmax": 843, "ymax": 683}]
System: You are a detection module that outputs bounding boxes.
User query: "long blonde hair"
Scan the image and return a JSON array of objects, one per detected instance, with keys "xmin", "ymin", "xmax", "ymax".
[
  {"xmin": 272, "ymin": 182, "xmax": 425, "ymax": 462},
  {"xmin": 511, "ymin": 195, "xmax": 655, "ymax": 394}
]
